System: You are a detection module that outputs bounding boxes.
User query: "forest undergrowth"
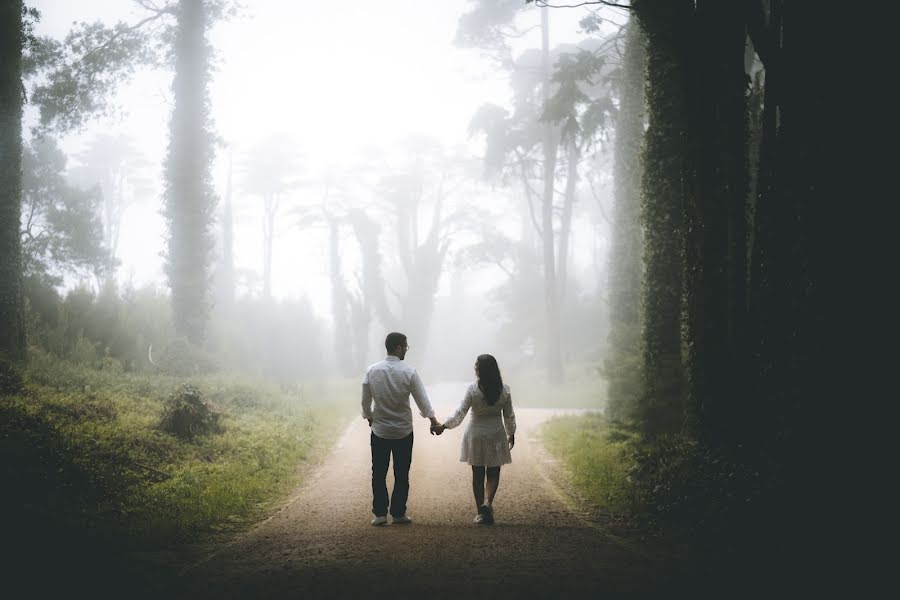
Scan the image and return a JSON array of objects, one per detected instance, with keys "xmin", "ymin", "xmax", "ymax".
[
  {"xmin": 541, "ymin": 412, "xmax": 780, "ymax": 587},
  {"xmin": 1, "ymin": 350, "xmax": 353, "ymax": 590}
]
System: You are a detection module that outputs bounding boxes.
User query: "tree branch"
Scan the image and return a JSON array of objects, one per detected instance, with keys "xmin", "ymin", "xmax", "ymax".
[
  {"xmin": 81, "ymin": 8, "xmax": 173, "ymax": 62},
  {"xmin": 533, "ymin": 1, "xmax": 632, "ymax": 10}
]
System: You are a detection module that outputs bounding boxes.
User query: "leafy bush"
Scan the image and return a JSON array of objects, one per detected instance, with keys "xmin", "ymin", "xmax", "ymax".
[
  {"xmin": 544, "ymin": 412, "xmax": 767, "ymax": 553},
  {"xmin": 149, "ymin": 337, "xmax": 218, "ymax": 377},
  {"xmin": 625, "ymin": 433, "xmax": 763, "ymax": 544},
  {"xmin": 158, "ymin": 383, "xmax": 222, "ymax": 440},
  {"xmin": 4, "ymin": 360, "xmax": 352, "ymax": 553},
  {"xmin": 0, "ymin": 355, "xmax": 24, "ymax": 395}
]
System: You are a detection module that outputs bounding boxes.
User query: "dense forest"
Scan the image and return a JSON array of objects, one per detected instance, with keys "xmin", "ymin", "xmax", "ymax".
[{"xmin": 1, "ymin": 0, "xmax": 868, "ymax": 596}]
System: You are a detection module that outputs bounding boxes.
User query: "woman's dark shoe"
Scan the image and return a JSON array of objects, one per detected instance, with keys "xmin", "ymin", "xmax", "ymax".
[{"xmin": 481, "ymin": 504, "xmax": 494, "ymax": 525}]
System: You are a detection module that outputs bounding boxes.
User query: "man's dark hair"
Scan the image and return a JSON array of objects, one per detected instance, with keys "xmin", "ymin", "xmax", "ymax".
[{"xmin": 385, "ymin": 332, "xmax": 407, "ymax": 354}]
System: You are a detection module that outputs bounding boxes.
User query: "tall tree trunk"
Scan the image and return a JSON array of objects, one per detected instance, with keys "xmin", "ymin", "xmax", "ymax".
[
  {"xmin": 399, "ymin": 196, "xmax": 446, "ymax": 360},
  {"xmin": 540, "ymin": 6, "xmax": 563, "ymax": 384},
  {"xmin": 327, "ymin": 215, "xmax": 353, "ymax": 375},
  {"xmin": 219, "ymin": 147, "xmax": 234, "ymax": 306},
  {"xmin": 682, "ymin": 0, "xmax": 748, "ymax": 445},
  {"xmin": 350, "ymin": 210, "xmax": 396, "ymax": 330},
  {"xmin": 557, "ymin": 140, "xmax": 578, "ymax": 311},
  {"xmin": 164, "ymin": 0, "xmax": 216, "ymax": 344},
  {"xmin": 262, "ymin": 193, "xmax": 276, "ymax": 300},
  {"xmin": 605, "ymin": 18, "xmax": 646, "ymax": 424},
  {"xmin": 0, "ymin": 1, "xmax": 26, "ymax": 363},
  {"xmin": 634, "ymin": 0, "xmax": 691, "ymax": 437}
]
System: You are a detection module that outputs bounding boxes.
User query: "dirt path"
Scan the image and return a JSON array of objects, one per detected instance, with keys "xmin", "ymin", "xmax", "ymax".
[{"xmin": 169, "ymin": 383, "xmax": 671, "ymax": 599}]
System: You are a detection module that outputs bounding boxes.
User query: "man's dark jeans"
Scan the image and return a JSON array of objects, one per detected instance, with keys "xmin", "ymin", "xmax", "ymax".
[{"xmin": 370, "ymin": 431, "xmax": 413, "ymax": 518}]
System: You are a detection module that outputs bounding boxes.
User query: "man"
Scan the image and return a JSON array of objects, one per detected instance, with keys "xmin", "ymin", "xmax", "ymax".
[{"xmin": 361, "ymin": 332, "xmax": 440, "ymax": 526}]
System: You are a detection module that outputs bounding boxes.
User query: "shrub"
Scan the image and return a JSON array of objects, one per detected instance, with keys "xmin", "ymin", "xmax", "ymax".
[
  {"xmin": 0, "ymin": 355, "xmax": 24, "ymax": 395},
  {"xmin": 625, "ymin": 432, "xmax": 763, "ymax": 544},
  {"xmin": 150, "ymin": 338, "xmax": 218, "ymax": 377},
  {"xmin": 158, "ymin": 384, "xmax": 222, "ymax": 440}
]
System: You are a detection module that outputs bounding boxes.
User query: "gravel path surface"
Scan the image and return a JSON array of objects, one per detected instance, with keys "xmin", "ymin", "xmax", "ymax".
[{"xmin": 169, "ymin": 382, "xmax": 670, "ymax": 599}]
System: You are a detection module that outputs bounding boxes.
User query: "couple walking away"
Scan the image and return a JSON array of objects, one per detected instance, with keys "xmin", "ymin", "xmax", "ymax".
[{"xmin": 361, "ymin": 332, "xmax": 517, "ymax": 526}]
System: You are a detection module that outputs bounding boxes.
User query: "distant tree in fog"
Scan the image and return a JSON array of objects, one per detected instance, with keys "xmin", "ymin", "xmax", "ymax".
[
  {"xmin": 461, "ymin": 1, "xmax": 619, "ymax": 382},
  {"xmin": 240, "ymin": 132, "xmax": 302, "ymax": 301},
  {"xmin": 372, "ymin": 136, "xmax": 479, "ymax": 358},
  {"xmin": 69, "ymin": 133, "xmax": 153, "ymax": 269}
]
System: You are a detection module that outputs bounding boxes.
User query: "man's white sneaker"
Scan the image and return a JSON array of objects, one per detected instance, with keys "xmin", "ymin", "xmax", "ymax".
[
  {"xmin": 371, "ymin": 515, "xmax": 388, "ymax": 526},
  {"xmin": 392, "ymin": 515, "xmax": 412, "ymax": 524}
]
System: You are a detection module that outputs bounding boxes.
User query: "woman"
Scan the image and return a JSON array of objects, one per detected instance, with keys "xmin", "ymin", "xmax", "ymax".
[{"xmin": 435, "ymin": 354, "xmax": 516, "ymax": 525}]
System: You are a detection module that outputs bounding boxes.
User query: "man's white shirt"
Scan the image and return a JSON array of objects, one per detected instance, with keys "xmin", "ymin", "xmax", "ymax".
[{"xmin": 361, "ymin": 356, "xmax": 434, "ymax": 439}]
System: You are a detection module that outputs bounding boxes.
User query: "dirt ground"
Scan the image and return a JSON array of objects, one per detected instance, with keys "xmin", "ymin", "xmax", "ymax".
[{"xmin": 161, "ymin": 382, "xmax": 679, "ymax": 599}]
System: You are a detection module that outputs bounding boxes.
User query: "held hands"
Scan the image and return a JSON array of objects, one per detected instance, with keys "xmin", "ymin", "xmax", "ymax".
[{"xmin": 429, "ymin": 418, "xmax": 446, "ymax": 436}]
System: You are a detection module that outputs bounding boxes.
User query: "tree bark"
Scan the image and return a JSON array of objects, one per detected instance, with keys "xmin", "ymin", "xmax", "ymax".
[
  {"xmin": 557, "ymin": 140, "xmax": 578, "ymax": 311},
  {"xmin": 540, "ymin": 6, "xmax": 564, "ymax": 384},
  {"xmin": 682, "ymin": 0, "xmax": 748, "ymax": 445},
  {"xmin": 634, "ymin": 0, "xmax": 691, "ymax": 437},
  {"xmin": 605, "ymin": 18, "xmax": 645, "ymax": 423},
  {"xmin": 0, "ymin": 0, "xmax": 26, "ymax": 363},
  {"xmin": 163, "ymin": 0, "xmax": 216, "ymax": 344}
]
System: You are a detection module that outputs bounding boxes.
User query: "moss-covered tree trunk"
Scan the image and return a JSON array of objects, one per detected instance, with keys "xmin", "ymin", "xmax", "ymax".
[
  {"xmin": 634, "ymin": 0, "xmax": 692, "ymax": 437},
  {"xmin": 163, "ymin": 0, "xmax": 216, "ymax": 345},
  {"xmin": 605, "ymin": 19, "xmax": 646, "ymax": 424},
  {"xmin": 682, "ymin": 0, "xmax": 748, "ymax": 445},
  {"xmin": 0, "ymin": 1, "xmax": 26, "ymax": 363}
]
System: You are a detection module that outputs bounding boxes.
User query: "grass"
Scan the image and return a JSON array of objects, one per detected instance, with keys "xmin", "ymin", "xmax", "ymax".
[
  {"xmin": 540, "ymin": 412, "xmax": 640, "ymax": 517},
  {"xmin": 541, "ymin": 411, "xmax": 767, "ymax": 552},
  {"xmin": 1, "ymin": 348, "xmax": 355, "ymax": 553}
]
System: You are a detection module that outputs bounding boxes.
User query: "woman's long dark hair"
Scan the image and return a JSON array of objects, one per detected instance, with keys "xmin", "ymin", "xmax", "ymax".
[{"xmin": 476, "ymin": 354, "xmax": 503, "ymax": 405}]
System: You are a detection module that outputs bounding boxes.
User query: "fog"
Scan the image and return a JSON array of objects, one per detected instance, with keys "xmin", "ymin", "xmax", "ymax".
[{"xmin": 22, "ymin": 0, "xmax": 626, "ymax": 385}]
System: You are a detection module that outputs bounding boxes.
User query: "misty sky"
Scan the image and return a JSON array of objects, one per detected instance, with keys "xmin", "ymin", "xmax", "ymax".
[{"xmin": 27, "ymin": 1, "xmax": 605, "ymax": 320}]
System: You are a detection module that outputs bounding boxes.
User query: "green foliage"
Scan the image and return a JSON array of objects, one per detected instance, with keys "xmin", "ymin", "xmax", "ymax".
[
  {"xmin": 605, "ymin": 21, "xmax": 645, "ymax": 427},
  {"xmin": 602, "ymin": 323, "xmax": 642, "ymax": 424},
  {"xmin": 2, "ymin": 359, "xmax": 351, "ymax": 551},
  {"xmin": 158, "ymin": 383, "xmax": 222, "ymax": 440},
  {"xmin": 542, "ymin": 49, "xmax": 616, "ymax": 149},
  {"xmin": 541, "ymin": 413, "xmax": 640, "ymax": 516},
  {"xmin": 28, "ymin": 19, "xmax": 160, "ymax": 133},
  {"xmin": 635, "ymin": 4, "xmax": 689, "ymax": 437},
  {"xmin": 25, "ymin": 281, "xmax": 175, "ymax": 373},
  {"xmin": 0, "ymin": 1, "xmax": 27, "ymax": 364},
  {"xmin": 542, "ymin": 414, "xmax": 765, "ymax": 550},
  {"xmin": 21, "ymin": 137, "xmax": 114, "ymax": 283},
  {"xmin": 0, "ymin": 353, "xmax": 24, "ymax": 395},
  {"xmin": 626, "ymin": 433, "xmax": 764, "ymax": 545},
  {"xmin": 163, "ymin": 0, "xmax": 217, "ymax": 345}
]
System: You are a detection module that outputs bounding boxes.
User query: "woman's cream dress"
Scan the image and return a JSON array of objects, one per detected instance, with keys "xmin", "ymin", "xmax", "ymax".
[{"xmin": 444, "ymin": 382, "xmax": 516, "ymax": 467}]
